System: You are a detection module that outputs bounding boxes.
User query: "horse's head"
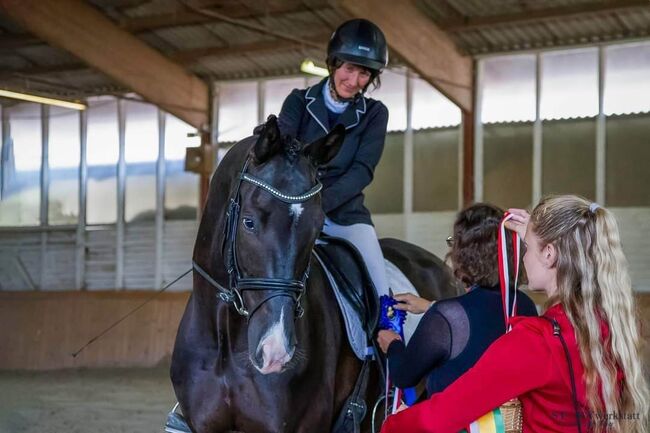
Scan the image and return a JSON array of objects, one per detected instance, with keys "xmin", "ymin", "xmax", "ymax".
[{"xmin": 225, "ymin": 116, "xmax": 344, "ymax": 374}]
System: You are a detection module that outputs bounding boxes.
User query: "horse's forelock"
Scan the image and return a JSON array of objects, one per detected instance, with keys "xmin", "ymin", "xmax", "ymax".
[{"xmin": 282, "ymin": 135, "xmax": 303, "ymax": 164}]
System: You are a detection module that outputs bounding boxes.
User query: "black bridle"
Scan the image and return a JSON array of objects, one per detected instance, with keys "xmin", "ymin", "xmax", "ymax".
[{"xmin": 193, "ymin": 157, "xmax": 322, "ymax": 320}]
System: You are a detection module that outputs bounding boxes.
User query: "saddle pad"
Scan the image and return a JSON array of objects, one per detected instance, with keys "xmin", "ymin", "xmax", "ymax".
[{"xmin": 313, "ymin": 249, "xmax": 369, "ymax": 360}]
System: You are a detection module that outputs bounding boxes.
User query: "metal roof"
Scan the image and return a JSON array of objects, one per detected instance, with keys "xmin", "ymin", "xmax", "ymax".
[
  {"xmin": 419, "ymin": 0, "xmax": 650, "ymax": 55},
  {"xmin": 0, "ymin": 0, "xmax": 649, "ymax": 99}
]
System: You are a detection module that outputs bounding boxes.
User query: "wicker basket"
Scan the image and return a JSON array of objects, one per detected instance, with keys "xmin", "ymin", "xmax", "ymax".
[{"xmin": 500, "ymin": 398, "xmax": 523, "ymax": 433}]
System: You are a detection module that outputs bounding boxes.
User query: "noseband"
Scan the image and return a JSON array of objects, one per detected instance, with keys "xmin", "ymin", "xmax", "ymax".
[{"xmin": 193, "ymin": 157, "xmax": 322, "ymax": 320}]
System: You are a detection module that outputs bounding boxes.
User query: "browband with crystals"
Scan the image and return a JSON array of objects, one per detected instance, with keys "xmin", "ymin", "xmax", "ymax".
[{"xmin": 241, "ymin": 173, "xmax": 323, "ymax": 204}]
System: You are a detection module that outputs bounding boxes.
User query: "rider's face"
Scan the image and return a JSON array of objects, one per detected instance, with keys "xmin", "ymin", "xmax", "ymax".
[{"xmin": 332, "ymin": 62, "xmax": 372, "ymax": 99}]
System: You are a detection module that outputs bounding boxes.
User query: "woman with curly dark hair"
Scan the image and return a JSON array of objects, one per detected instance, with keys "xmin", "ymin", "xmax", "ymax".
[{"xmin": 377, "ymin": 203, "xmax": 538, "ymax": 397}]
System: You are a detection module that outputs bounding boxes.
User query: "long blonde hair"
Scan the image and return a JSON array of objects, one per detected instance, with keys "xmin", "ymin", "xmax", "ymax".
[{"xmin": 531, "ymin": 195, "xmax": 648, "ymax": 433}]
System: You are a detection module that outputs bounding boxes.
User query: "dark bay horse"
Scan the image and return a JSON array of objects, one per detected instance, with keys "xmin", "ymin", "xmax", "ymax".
[{"xmin": 170, "ymin": 116, "xmax": 459, "ymax": 433}]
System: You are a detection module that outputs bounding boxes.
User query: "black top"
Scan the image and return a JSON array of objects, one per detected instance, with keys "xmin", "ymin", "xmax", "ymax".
[
  {"xmin": 277, "ymin": 78, "xmax": 388, "ymax": 226},
  {"xmin": 387, "ymin": 286, "xmax": 538, "ymax": 396}
]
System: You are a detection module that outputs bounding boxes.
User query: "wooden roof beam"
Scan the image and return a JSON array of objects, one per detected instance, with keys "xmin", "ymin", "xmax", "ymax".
[
  {"xmin": 0, "ymin": 0, "xmax": 208, "ymax": 130},
  {"xmin": 334, "ymin": 0, "xmax": 472, "ymax": 112}
]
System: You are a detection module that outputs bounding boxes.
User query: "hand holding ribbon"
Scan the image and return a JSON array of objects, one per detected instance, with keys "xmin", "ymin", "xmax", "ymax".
[{"xmin": 379, "ymin": 295, "xmax": 418, "ymax": 413}]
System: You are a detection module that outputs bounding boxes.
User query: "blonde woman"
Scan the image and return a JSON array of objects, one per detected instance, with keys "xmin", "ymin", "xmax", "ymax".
[{"xmin": 381, "ymin": 195, "xmax": 648, "ymax": 433}]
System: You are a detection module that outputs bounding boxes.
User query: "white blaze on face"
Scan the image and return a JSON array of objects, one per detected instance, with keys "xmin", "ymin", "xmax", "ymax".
[
  {"xmin": 255, "ymin": 307, "xmax": 292, "ymax": 374},
  {"xmin": 290, "ymin": 203, "xmax": 303, "ymax": 223}
]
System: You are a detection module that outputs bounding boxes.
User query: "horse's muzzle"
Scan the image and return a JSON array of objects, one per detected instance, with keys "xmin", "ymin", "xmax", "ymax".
[
  {"xmin": 254, "ymin": 342, "xmax": 295, "ymax": 374},
  {"xmin": 252, "ymin": 321, "xmax": 296, "ymax": 374}
]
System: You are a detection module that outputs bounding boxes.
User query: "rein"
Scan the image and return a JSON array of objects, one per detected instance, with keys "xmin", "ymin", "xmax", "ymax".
[{"xmin": 193, "ymin": 157, "xmax": 322, "ymax": 320}]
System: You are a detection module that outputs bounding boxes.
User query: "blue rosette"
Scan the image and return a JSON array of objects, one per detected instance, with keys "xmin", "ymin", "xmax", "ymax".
[{"xmin": 378, "ymin": 295, "xmax": 406, "ymax": 336}]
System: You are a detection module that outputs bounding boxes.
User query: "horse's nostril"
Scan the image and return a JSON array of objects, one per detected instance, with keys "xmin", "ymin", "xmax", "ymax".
[{"xmin": 251, "ymin": 345, "xmax": 265, "ymax": 368}]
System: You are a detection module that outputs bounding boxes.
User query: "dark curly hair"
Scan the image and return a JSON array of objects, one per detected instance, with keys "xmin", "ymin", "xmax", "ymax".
[{"xmin": 448, "ymin": 203, "xmax": 521, "ymax": 289}]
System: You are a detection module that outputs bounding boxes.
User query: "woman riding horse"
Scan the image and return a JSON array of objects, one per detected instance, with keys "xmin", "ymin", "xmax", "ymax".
[
  {"xmin": 169, "ymin": 19, "xmax": 459, "ymax": 433},
  {"xmin": 278, "ymin": 18, "xmax": 391, "ymax": 301}
]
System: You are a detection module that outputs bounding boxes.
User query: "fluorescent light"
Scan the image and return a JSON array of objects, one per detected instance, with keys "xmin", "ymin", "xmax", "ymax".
[
  {"xmin": 300, "ymin": 59, "xmax": 328, "ymax": 77},
  {"xmin": 0, "ymin": 89, "xmax": 86, "ymax": 110}
]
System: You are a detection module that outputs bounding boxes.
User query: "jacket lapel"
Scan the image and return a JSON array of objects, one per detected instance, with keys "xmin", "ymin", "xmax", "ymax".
[
  {"xmin": 336, "ymin": 96, "xmax": 367, "ymax": 130},
  {"xmin": 305, "ymin": 81, "xmax": 330, "ymax": 133}
]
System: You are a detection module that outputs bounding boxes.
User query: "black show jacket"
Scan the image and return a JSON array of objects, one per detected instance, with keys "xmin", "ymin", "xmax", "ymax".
[{"xmin": 278, "ymin": 78, "xmax": 389, "ymax": 226}]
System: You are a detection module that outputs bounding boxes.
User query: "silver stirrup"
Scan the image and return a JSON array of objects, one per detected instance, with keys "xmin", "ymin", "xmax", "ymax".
[{"xmin": 164, "ymin": 403, "xmax": 191, "ymax": 433}]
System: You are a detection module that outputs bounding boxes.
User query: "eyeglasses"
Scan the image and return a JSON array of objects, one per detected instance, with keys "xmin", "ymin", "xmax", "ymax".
[{"xmin": 446, "ymin": 236, "xmax": 454, "ymax": 247}]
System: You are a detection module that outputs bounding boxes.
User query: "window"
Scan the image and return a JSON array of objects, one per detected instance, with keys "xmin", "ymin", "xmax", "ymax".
[
  {"xmin": 49, "ymin": 107, "xmax": 80, "ymax": 225},
  {"xmin": 541, "ymin": 48, "xmax": 598, "ymax": 120},
  {"xmin": 481, "ymin": 55, "xmax": 536, "ymax": 123},
  {"xmin": 0, "ymin": 103, "xmax": 41, "ymax": 226},
  {"xmin": 86, "ymin": 97, "xmax": 118, "ymax": 225},
  {"xmin": 367, "ymin": 68, "xmax": 407, "ymax": 132},
  {"xmin": 164, "ymin": 114, "xmax": 199, "ymax": 220},
  {"xmin": 218, "ymin": 81, "xmax": 258, "ymax": 142},
  {"xmin": 412, "ymin": 75, "xmax": 461, "ymax": 128},
  {"xmin": 264, "ymin": 77, "xmax": 304, "ymax": 119},
  {"xmin": 124, "ymin": 100, "xmax": 157, "ymax": 223},
  {"xmin": 605, "ymin": 41, "xmax": 650, "ymax": 115}
]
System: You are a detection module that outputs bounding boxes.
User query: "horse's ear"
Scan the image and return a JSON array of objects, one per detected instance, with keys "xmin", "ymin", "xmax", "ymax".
[
  {"xmin": 251, "ymin": 115, "xmax": 282, "ymax": 164},
  {"xmin": 303, "ymin": 124, "xmax": 345, "ymax": 166}
]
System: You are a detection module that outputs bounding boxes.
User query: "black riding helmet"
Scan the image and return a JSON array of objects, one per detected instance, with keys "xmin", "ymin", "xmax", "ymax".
[{"xmin": 327, "ymin": 19, "xmax": 388, "ymax": 73}]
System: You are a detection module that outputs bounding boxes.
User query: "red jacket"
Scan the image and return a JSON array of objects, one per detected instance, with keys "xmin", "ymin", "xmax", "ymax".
[{"xmin": 381, "ymin": 304, "xmax": 609, "ymax": 433}]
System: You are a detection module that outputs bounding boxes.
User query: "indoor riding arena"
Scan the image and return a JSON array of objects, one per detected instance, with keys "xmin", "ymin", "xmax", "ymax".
[{"xmin": 1, "ymin": 1, "xmax": 649, "ymax": 433}]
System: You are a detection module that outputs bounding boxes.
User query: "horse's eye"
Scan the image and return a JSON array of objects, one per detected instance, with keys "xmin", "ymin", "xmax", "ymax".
[{"xmin": 242, "ymin": 217, "xmax": 255, "ymax": 231}]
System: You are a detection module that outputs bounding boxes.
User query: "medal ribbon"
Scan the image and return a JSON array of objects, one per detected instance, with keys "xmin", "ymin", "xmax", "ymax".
[{"xmin": 498, "ymin": 212, "xmax": 521, "ymax": 331}]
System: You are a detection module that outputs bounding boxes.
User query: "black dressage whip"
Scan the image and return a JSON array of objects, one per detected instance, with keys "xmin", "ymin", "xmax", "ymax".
[{"xmin": 71, "ymin": 268, "xmax": 192, "ymax": 358}]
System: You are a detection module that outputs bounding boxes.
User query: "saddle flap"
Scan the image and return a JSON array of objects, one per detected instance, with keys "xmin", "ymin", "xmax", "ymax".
[{"xmin": 313, "ymin": 234, "xmax": 380, "ymax": 334}]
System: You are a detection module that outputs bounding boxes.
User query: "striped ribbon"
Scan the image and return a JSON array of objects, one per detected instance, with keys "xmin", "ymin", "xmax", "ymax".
[
  {"xmin": 497, "ymin": 212, "xmax": 521, "ymax": 331},
  {"xmin": 461, "ymin": 408, "xmax": 506, "ymax": 433}
]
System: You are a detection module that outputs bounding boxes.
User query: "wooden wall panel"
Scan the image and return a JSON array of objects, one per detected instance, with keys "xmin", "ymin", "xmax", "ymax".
[{"xmin": 0, "ymin": 291, "xmax": 189, "ymax": 370}]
